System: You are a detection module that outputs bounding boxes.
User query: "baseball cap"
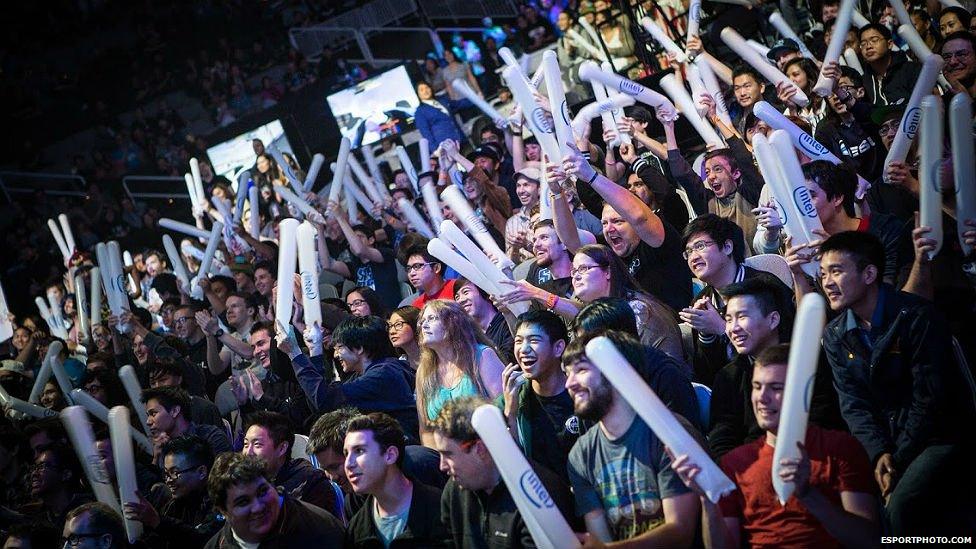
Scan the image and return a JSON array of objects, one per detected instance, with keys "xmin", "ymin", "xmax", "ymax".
[
  {"xmin": 0, "ymin": 360, "xmax": 25, "ymax": 377},
  {"xmin": 515, "ymin": 166, "xmax": 542, "ymax": 185},
  {"xmin": 870, "ymin": 98, "xmax": 906, "ymax": 126},
  {"xmin": 766, "ymin": 38, "xmax": 801, "ymax": 61}
]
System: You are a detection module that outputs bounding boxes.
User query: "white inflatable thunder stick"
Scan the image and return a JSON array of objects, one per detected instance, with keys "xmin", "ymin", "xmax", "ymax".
[
  {"xmin": 896, "ymin": 25, "xmax": 952, "ymax": 89},
  {"xmin": 275, "ymin": 219, "xmax": 300, "ymax": 332},
  {"xmin": 74, "ymin": 272, "xmax": 90, "ymax": 345},
  {"xmin": 577, "ymin": 62, "xmax": 678, "ymax": 120},
  {"xmin": 0, "ymin": 382, "xmax": 57, "ymax": 419},
  {"xmin": 61, "ymin": 406, "xmax": 121, "ymax": 512},
  {"xmin": 440, "ymin": 185, "xmax": 514, "ymax": 270},
  {"xmin": 438, "ymin": 221, "xmax": 529, "ymax": 316},
  {"xmin": 69, "ymin": 388, "xmax": 152, "ymax": 455},
  {"xmin": 771, "ymin": 293, "xmax": 826, "ymax": 504},
  {"xmin": 347, "ymin": 154, "xmax": 384, "ymax": 204},
  {"xmin": 304, "ymin": 153, "xmax": 326, "ymax": 192},
  {"xmin": 48, "ymin": 219, "xmax": 70, "ymax": 263},
  {"xmin": 751, "ymin": 134, "xmax": 818, "ymax": 277},
  {"xmin": 769, "ymin": 11, "xmax": 818, "ymax": 61},
  {"xmin": 769, "ymin": 130, "xmax": 825, "ymax": 242},
  {"xmin": 195, "ymin": 223, "xmax": 224, "ymax": 280},
  {"xmin": 660, "ymin": 74, "xmax": 725, "ymax": 148},
  {"xmin": 919, "ymin": 96, "xmax": 943, "ymax": 260},
  {"xmin": 162, "ymin": 235, "xmax": 191, "ymax": 287},
  {"xmin": 585, "ymin": 337, "xmax": 736, "ymax": 503},
  {"xmin": 427, "ymin": 238, "xmax": 499, "ymax": 300},
  {"xmin": 542, "ymin": 51, "xmax": 575, "ymax": 160},
  {"xmin": 813, "ymin": 0, "xmax": 857, "ymax": 96},
  {"xmin": 296, "ymin": 221, "xmax": 323, "ymax": 328},
  {"xmin": 883, "ymin": 54, "xmax": 944, "ymax": 184},
  {"xmin": 109, "ymin": 405, "xmax": 143, "ymax": 542},
  {"xmin": 329, "ymin": 137, "xmax": 352, "ymax": 205},
  {"xmin": 566, "ymin": 28, "xmax": 608, "ymax": 61},
  {"xmin": 452, "ymin": 78, "xmax": 508, "ymax": 124},
  {"xmin": 852, "ymin": 9, "xmax": 870, "ymax": 28},
  {"xmin": 90, "ymin": 266, "xmax": 103, "ymax": 331},
  {"xmin": 420, "ymin": 176, "xmax": 445, "ymax": 230},
  {"xmin": 58, "ymin": 213, "xmax": 77, "ymax": 257},
  {"xmin": 189, "ymin": 158, "xmax": 206, "ymax": 207},
  {"xmin": 571, "ymin": 95, "xmax": 637, "ymax": 140},
  {"xmin": 720, "ymin": 27, "xmax": 809, "ymax": 107},
  {"xmin": 949, "ymin": 94, "xmax": 975, "ymax": 257},
  {"xmin": 361, "ymin": 145, "xmax": 390, "ymax": 201},
  {"xmin": 639, "ymin": 17, "xmax": 687, "ymax": 63},
  {"xmin": 184, "ymin": 173, "xmax": 200, "ymax": 212},
  {"xmin": 395, "ymin": 146, "xmax": 419, "ymax": 193},
  {"xmin": 585, "ymin": 70, "xmax": 623, "ymax": 147},
  {"xmin": 159, "ymin": 218, "xmax": 212, "ymax": 240},
  {"xmin": 696, "ymin": 58, "xmax": 733, "ymax": 127},
  {"xmin": 686, "ymin": 0, "xmax": 703, "ymax": 43},
  {"xmin": 396, "ymin": 197, "xmax": 435, "ymax": 239},
  {"xmin": 276, "ymin": 184, "xmax": 326, "ymax": 225},
  {"xmin": 752, "ymin": 101, "xmax": 872, "ymax": 198},
  {"xmin": 471, "ymin": 405, "xmax": 581, "ymax": 549},
  {"xmin": 118, "ymin": 365, "xmax": 152, "ymax": 438},
  {"xmin": 503, "ymin": 65, "xmax": 562, "ymax": 164}
]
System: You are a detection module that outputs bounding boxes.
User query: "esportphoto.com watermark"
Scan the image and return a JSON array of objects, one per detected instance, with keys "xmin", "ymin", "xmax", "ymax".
[{"xmin": 882, "ymin": 536, "xmax": 972, "ymax": 544}]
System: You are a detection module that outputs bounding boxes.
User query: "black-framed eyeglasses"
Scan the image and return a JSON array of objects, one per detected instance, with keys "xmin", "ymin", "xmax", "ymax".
[
  {"xmin": 570, "ymin": 264, "xmax": 604, "ymax": 277},
  {"xmin": 682, "ymin": 240, "xmax": 717, "ymax": 260},
  {"xmin": 174, "ymin": 316, "xmax": 194, "ymax": 325},
  {"xmin": 163, "ymin": 465, "xmax": 200, "ymax": 481},
  {"xmin": 62, "ymin": 533, "xmax": 102, "ymax": 548},
  {"xmin": 347, "ymin": 298, "xmax": 367, "ymax": 308},
  {"xmin": 387, "ymin": 320, "xmax": 407, "ymax": 331},
  {"xmin": 405, "ymin": 262, "xmax": 433, "ymax": 273}
]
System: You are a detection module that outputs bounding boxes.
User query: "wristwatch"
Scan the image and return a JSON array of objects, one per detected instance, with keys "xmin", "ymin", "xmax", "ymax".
[{"xmin": 213, "ymin": 328, "xmax": 225, "ymax": 339}]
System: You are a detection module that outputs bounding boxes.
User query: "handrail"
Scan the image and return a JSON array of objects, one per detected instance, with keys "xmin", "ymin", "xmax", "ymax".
[
  {"xmin": 121, "ymin": 175, "xmax": 189, "ymax": 203},
  {"xmin": 0, "ymin": 171, "xmax": 87, "ymax": 203}
]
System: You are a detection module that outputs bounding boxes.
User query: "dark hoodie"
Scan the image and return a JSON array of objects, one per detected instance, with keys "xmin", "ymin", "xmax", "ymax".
[
  {"xmin": 291, "ymin": 352, "xmax": 420, "ymax": 442},
  {"xmin": 860, "ymin": 50, "xmax": 921, "ymax": 106},
  {"xmin": 274, "ymin": 457, "xmax": 338, "ymax": 517},
  {"xmin": 204, "ymin": 494, "xmax": 345, "ymax": 548}
]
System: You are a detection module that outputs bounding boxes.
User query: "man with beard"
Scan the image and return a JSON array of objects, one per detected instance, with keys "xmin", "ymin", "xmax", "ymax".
[
  {"xmin": 559, "ymin": 148, "xmax": 691, "ymax": 312},
  {"xmin": 563, "ymin": 330, "xmax": 698, "ymax": 545},
  {"xmin": 122, "ymin": 435, "xmax": 224, "ymax": 548},
  {"xmin": 433, "ymin": 396, "xmax": 574, "ymax": 549},
  {"xmin": 242, "ymin": 411, "xmax": 336, "ymax": 514},
  {"xmin": 204, "ymin": 453, "xmax": 344, "ymax": 548},
  {"xmin": 498, "ymin": 310, "xmax": 576, "ymax": 483},
  {"xmin": 941, "ymin": 31, "xmax": 976, "ymax": 98},
  {"xmin": 230, "ymin": 322, "xmax": 311, "ymax": 428}
]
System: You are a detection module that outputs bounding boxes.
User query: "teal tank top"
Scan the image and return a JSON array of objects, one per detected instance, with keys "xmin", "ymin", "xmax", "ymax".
[{"xmin": 425, "ymin": 344, "xmax": 487, "ymax": 421}]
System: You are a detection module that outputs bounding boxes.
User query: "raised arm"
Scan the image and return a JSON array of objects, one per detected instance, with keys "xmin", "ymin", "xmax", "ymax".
[
  {"xmin": 314, "ymin": 219, "xmax": 352, "ymax": 279},
  {"xmin": 328, "ymin": 200, "xmax": 384, "ymax": 264},
  {"xmin": 565, "ymin": 148, "xmax": 666, "ymax": 247}
]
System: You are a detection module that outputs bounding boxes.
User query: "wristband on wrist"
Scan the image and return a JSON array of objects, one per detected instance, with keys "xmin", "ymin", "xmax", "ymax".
[
  {"xmin": 586, "ymin": 170, "xmax": 599, "ymax": 185},
  {"xmin": 544, "ymin": 292, "xmax": 557, "ymax": 309}
]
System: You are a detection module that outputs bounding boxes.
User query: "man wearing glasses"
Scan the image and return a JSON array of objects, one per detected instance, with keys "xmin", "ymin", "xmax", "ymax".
[
  {"xmin": 402, "ymin": 244, "xmax": 456, "ymax": 309},
  {"xmin": 61, "ymin": 502, "xmax": 126, "ymax": 549},
  {"xmin": 941, "ymin": 30, "xmax": 976, "ymax": 99},
  {"xmin": 121, "ymin": 435, "xmax": 223, "ymax": 548},
  {"xmin": 857, "ymin": 23, "xmax": 922, "ymax": 106}
]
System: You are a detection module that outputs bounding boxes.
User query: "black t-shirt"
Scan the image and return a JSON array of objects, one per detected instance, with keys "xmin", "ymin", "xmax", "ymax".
[
  {"xmin": 622, "ymin": 224, "xmax": 692, "ymax": 312},
  {"xmin": 526, "ymin": 262, "xmax": 574, "ymax": 299},
  {"xmin": 527, "ymin": 389, "xmax": 577, "ymax": 482},
  {"xmin": 346, "ymin": 247, "xmax": 401, "ymax": 309}
]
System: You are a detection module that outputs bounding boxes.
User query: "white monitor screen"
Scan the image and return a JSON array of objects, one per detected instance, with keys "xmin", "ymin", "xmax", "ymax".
[
  {"xmin": 206, "ymin": 120, "xmax": 296, "ymax": 183},
  {"xmin": 326, "ymin": 65, "xmax": 419, "ymax": 148}
]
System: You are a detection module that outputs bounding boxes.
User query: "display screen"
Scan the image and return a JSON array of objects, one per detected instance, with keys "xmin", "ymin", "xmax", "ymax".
[
  {"xmin": 206, "ymin": 119, "xmax": 296, "ymax": 183},
  {"xmin": 326, "ymin": 64, "xmax": 419, "ymax": 147}
]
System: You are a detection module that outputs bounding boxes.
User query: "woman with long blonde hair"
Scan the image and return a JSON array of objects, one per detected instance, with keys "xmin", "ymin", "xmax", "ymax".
[{"xmin": 416, "ymin": 299, "xmax": 504, "ymax": 446}]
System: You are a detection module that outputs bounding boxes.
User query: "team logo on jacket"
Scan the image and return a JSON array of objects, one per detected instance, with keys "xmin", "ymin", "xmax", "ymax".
[{"xmin": 519, "ymin": 470, "xmax": 555, "ymax": 509}]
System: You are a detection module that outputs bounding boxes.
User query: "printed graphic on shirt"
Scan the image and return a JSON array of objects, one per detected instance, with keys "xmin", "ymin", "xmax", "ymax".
[
  {"xmin": 356, "ymin": 264, "xmax": 376, "ymax": 291},
  {"xmin": 596, "ymin": 456, "xmax": 665, "ymax": 540}
]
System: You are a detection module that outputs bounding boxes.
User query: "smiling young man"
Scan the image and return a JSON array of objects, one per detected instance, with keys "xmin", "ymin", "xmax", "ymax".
[
  {"xmin": 504, "ymin": 167, "xmax": 542, "ymax": 263},
  {"xmin": 403, "ymin": 244, "xmax": 456, "ymax": 309},
  {"xmin": 343, "ymin": 412, "xmax": 449, "ymax": 547},
  {"xmin": 454, "ymin": 276, "xmax": 514, "ymax": 364},
  {"xmin": 525, "ymin": 219, "xmax": 574, "ymax": 298},
  {"xmin": 142, "ymin": 386, "xmax": 232, "ymax": 465},
  {"xmin": 562, "ymin": 330, "xmax": 699, "ymax": 546},
  {"xmin": 818, "ymin": 231, "xmax": 976, "ymax": 535},
  {"xmin": 941, "ymin": 30, "xmax": 976, "ymax": 98},
  {"xmin": 730, "ymin": 65, "xmax": 767, "ymax": 133},
  {"xmin": 204, "ymin": 453, "xmax": 344, "ymax": 548},
  {"xmin": 670, "ymin": 344, "xmax": 879, "ymax": 548},
  {"xmin": 432, "ymin": 396, "xmax": 574, "ymax": 549},
  {"xmin": 496, "ymin": 310, "xmax": 576, "ymax": 483},
  {"xmin": 242, "ymin": 411, "xmax": 334, "ymax": 513}
]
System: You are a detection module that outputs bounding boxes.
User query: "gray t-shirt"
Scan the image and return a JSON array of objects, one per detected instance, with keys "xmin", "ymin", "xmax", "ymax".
[
  {"xmin": 567, "ymin": 416, "xmax": 689, "ymax": 541},
  {"xmin": 372, "ymin": 499, "xmax": 409, "ymax": 548}
]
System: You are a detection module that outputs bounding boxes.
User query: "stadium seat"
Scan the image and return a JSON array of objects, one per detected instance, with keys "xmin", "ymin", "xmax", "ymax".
[
  {"xmin": 691, "ymin": 382, "xmax": 712, "ymax": 430},
  {"xmin": 292, "ymin": 433, "xmax": 310, "ymax": 461},
  {"xmin": 319, "ymin": 284, "xmax": 338, "ymax": 300}
]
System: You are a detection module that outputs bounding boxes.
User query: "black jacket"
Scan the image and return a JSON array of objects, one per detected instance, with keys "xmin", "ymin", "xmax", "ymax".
[
  {"xmin": 860, "ymin": 51, "xmax": 921, "ymax": 106},
  {"xmin": 204, "ymin": 494, "xmax": 345, "ymax": 548},
  {"xmin": 274, "ymin": 458, "xmax": 338, "ymax": 517},
  {"xmin": 823, "ymin": 284, "xmax": 973, "ymax": 470},
  {"xmin": 440, "ymin": 463, "xmax": 574, "ymax": 549},
  {"xmin": 345, "ymin": 481, "xmax": 449, "ymax": 548},
  {"xmin": 708, "ymin": 352, "xmax": 845, "ymax": 457},
  {"xmin": 144, "ymin": 491, "xmax": 223, "ymax": 549}
]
